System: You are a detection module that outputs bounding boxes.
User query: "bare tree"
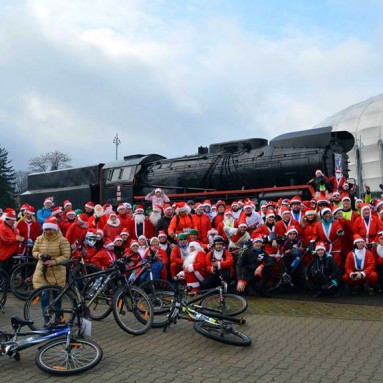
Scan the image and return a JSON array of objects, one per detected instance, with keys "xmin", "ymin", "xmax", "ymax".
[
  {"xmin": 29, "ymin": 150, "xmax": 72, "ymax": 172},
  {"xmin": 14, "ymin": 170, "xmax": 29, "ymax": 194}
]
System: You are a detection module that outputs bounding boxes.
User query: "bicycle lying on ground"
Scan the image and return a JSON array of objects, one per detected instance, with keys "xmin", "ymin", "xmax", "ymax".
[
  {"xmin": 163, "ymin": 278, "xmax": 251, "ymax": 347},
  {"xmin": 0, "ymin": 315, "xmax": 103, "ymax": 376},
  {"xmin": 23, "ymin": 257, "xmax": 154, "ymax": 335}
]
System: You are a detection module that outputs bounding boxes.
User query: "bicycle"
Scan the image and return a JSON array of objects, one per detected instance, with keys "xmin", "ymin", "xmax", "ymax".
[
  {"xmin": 0, "ymin": 269, "xmax": 8, "ymax": 311},
  {"xmin": 9, "ymin": 241, "xmax": 37, "ymax": 300},
  {"xmin": 163, "ymin": 278, "xmax": 251, "ymax": 347},
  {"xmin": 0, "ymin": 314, "xmax": 103, "ymax": 376},
  {"xmin": 24, "ymin": 258, "xmax": 154, "ymax": 335}
]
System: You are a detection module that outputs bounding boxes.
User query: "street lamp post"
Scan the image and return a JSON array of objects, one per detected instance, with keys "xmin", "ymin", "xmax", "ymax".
[{"xmin": 113, "ymin": 133, "xmax": 121, "ymax": 160}]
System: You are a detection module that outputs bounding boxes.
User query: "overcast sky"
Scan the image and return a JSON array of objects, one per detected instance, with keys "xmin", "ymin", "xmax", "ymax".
[{"xmin": 1, "ymin": 0, "xmax": 383, "ymax": 171}]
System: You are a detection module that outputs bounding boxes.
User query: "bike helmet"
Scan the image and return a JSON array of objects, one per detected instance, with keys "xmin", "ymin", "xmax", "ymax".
[{"xmin": 85, "ymin": 231, "xmax": 97, "ymax": 247}]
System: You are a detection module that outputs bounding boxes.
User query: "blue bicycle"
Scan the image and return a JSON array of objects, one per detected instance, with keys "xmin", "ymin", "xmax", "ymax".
[{"xmin": 0, "ymin": 316, "xmax": 103, "ymax": 375}]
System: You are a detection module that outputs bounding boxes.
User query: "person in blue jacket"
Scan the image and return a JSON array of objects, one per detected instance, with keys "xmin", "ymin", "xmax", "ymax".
[{"xmin": 36, "ymin": 197, "xmax": 53, "ymax": 226}]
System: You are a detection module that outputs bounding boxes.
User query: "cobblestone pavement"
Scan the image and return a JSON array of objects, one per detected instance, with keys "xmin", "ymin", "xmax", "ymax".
[{"xmin": 1, "ymin": 294, "xmax": 383, "ymax": 383}]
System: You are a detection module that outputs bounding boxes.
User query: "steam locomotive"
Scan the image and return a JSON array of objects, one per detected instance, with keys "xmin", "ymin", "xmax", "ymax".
[{"xmin": 20, "ymin": 126, "xmax": 355, "ymax": 208}]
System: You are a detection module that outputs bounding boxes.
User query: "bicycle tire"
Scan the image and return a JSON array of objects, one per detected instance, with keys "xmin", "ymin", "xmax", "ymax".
[
  {"xmin": 24, "ymin": 285, "xmax": 75, "ymax": 330},
  {"xmin": 9, "ymin": 262, "xmax": 36, "ymax": 300},
  {"xmin": 199, "ymin": 293, "xmax": 248, "ymax": 316},
  {"xmin": 266, "ymin": 257, "xmax": 284, "ymax": 291},
  {"xmin": 112, "ymin": 286, "xmax": 154, "ymax": 335},
  {"xmin": 82, "ymin": 276, "xmax": 114, "ymax": 321},
  {"xmin": 193, "ymin": 321, "xmax": 251, "ymax": 347},
  {"xmin": 0, "ymin": 269, "xmax": 8, "ymax": 309},
  {"xmin": 139, "ymin": 279, "xmax": 175, "ymax": 328},
  {"xmin": 304, "ymin": 260, "xmax": 316, "ymax": 291},
  {"xmin": 35, "ymin": 337, "xmax": 103, "ymax": 376}
]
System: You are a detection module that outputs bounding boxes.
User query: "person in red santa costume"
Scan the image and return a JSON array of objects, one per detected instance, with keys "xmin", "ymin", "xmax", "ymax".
[
  {"xmin": 299, "ymin": 209, "xmax": 319, "ymax": 247},
  {"xmin": 253, "ymin": 212, "xmax": 279, "ymax": 257},
  {"xmin": 148, "ymin": 205, "xmax": 163, "ymax": 228},
  {"xmin": 192, "ymin": 203, "xmax": 212, "ymax": 244},
  {"xmin": 65, "ymin": 213, "xmax": 89, "ymax": 252},
  {"xmin": 92, "ymin": 240, "xmax": 117, "ymax": 269},
  {"xmin": 353, "ymin": 203, "xmax": 383, "ymax": 245},
  {"xmin": 238, "ymin": 202, "xmax": 262, "ymax": 235},
  {"xmin": 88, "ymin": 204, "xmax": 108, "ymax": 230},
  {"xmin": 102, "ymin": 211, "xmax": 122, "ymax": 242},
  {"xmin": 179, "ymin": 241, "xmax": 207, "ymax": 292},
  {"xmin": 314, "ymin": 207, "xmax": 344, "ymax": 267},
  {"xmin": 216, "ymin": 209, "xmax": 235, "ymax": 244},
  {"xmin": 200, "ymin": 235, "xmax": 234, "ymax": 290},
  {"xmin": 141, "ymin": 237, "xmax": 168, "ymax": 280},
  {"xmin": 61, "ymin": 210, "xmax": 77, "ymax": 237},
  {"xmin": 168, "ymin": 202, "xmax": 195, "ymax": 239},
  {"xmin": 116, "ymin": 204, "xmax": 132, "ymax": 229},
  {"xmin": 328, "ymin": 167, "xmax": 348, "ymax": 192},
  {"xmin": 71, "ymin": 229, "xmax": 98, "ymax": 263},
  {"xmin": 128, "ymin": 205, "xmax": 154, "ymax": 241},
  {"xmin": 0, "ymin": 209, "xmax": 24, "ymax": 272},
  {"xmin": 275, "ymin": 207, "xmax": 301, "ymax": 239},
  {"xmin": 343, "ymin": 235, "xmax": 377, "ymax": 295},
  {"xmin": 15, "ymin": 205, "xmax": 41, "ymax": 255}
]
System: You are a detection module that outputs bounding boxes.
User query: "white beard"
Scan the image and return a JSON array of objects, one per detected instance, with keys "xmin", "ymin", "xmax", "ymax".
[
  {"xmin": 183, "ymin": 250, "xmax": 198, "ymax": 268},
  {"xmin": 149, "ymin": 211, "xmax": 162, "ymax": 226},
  {"xmin": 224, "ymin": 218, "xmax": 234, "ymax": 227},
  {"xmin": 134, "ymin": 214, "xmax": 145, "ymax": 224}
]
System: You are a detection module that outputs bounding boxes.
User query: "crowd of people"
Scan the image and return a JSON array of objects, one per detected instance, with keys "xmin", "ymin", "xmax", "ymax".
[{"xmin": 1, "ymin": 169, "xmax": 383, "ymax": 299}]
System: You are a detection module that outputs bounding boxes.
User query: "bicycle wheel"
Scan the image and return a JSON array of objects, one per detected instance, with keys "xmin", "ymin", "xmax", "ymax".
[
  {"xmin": 304, "ymin": 260, "xmax": 316, "ymax": 291},
  {"xmin": 139, "ymin": 279, "xmax": 175, "ymax": 328},
  {"xmin": 83, "ymin": 276, "xmax": 114, "ymax": 321},
  {"xmin": 35, "ymin": 337, "xmax": 103, "ymax": 376},
  {"xmin": 200, "ymin": 293, "xmax": 248, "ymax": 316},
  {"xmin": 266, "ymin": 257, "xmax": 284, "ymax": 291},
  {"xmin": 9, "ymin": 262, "xmax": 36, "ymax": 300},
  {"xmin": 24, "ymin": 285, "xmax": 75, "ymax": 330},
  {"xmin": 112, "ymin": 286, "xmax": 153, "ymax": 335},
  {"xmin": 193, "ymin": 321, "xmax": 251, "ymax": 346},
  {"xmin": 0, "ymin": 269, "xmax": 8, "ymax": 309}
]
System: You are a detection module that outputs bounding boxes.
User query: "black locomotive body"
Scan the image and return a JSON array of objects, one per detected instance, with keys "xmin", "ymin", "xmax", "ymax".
[{"xmin": 20, "ymin": 126, "xmax": 355, "ymax": 208}]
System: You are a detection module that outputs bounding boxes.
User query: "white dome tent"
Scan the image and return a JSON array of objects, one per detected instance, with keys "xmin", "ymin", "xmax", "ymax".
[{"xmin": 314, "ymin": 93, "xmax": 383, "ymax": 193}]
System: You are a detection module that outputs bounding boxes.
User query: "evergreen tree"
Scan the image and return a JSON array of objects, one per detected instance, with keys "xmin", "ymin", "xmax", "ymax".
[{"xmin": 0, "ymin": 146, "xmax": 16, "ymax": 208}]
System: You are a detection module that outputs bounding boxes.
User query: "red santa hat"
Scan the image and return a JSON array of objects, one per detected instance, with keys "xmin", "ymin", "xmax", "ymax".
[
  {"xmin": 266, "ymin": 212, "xmax": 275, "ymax": 218},
  {"xmin": 332, "ymin": 206, "xmax": 343, "ymax": 216},
  {"xmin": 24, "ymin": 205, "xmax": 35, "ymax": 215},
  {"xmin": 85, "ymin": 201, "xmax": 95, "ymax": 210},
  {"xmin": 203, "ymin": 199, "xmax": 212, "ymax": 207},
  {"xmin": 149, "ymin": 237, "xmax": 159, "ymax": 245},
  {"xmin": 224, "ymin": 209, "xmax": 234, "ymax": 217},
  {"xmin": 335, "ymin": 167, "xmax": 342, "ymax": 173},
  {"xmin": 120, "ymin": 228, "xmax": 130, "ymax": 235},
  {"xmin": 360, "ymin": 203, "xmax": 371, "ymax": 213},
  {"xmin": 163, "ymin": 204, "xmax": 173, "ymax": 213},
  {"xmin": 175, "ymin": 202, "xmax": 190, "ymax": 214},
  {"xmin": 130, "ymin": 241, "xmax": 139, "ymax": 249},
  {"xmin": 77, "ymin": 213, "xmax": 89, "ymax": 224},
  {"xmin": 290, "ymin": 196, "xmax": 302, "ymax": 204},
  {"xmin": 238, "ymin": 223, "xmax": 247, "ymax": 228},
  {"xmin": 231, "ymin": 201, "xmax": 239, "ymax": 208},
  {"xmin": 152, "ymin": 205, "xmax": 163, "ymax": 214},
  {"xmin": 305, "ymin": 209, "xmax": 316, "ymax": 216},
  {"xmin": 252, "ymin": 236, "xmax": 263, "ymax": 243},
  {"xmin": 243, "ymin": 202, "xmax": 253, "ymax": 210},
  {"xmin": 282, "ymin": 199, "xmax": 290, "ymax": 206},
  {"xmin": 280, "ymin": 206, "xmax": 291, "ymax": 216},
  {"xmin": 315, "ymin": 242, "xmax": 326, "ymax": 251},
  {"xmin": 42, "ymin": 216, "xmax": 58, "ymax": 231},
  {"xmin": 320, "ymin": 207, "xmax": 332, "ymax": 216},
  {"xmin": 286, "ymin": 225, "xmax": 298, "ymax": 235},
  {"xmin": 138, "ymin": 235, "xmax": 147, "ymax": 242},
  {"xmin": 51, "ymin": 206, "xmax": 63, "ymax": 216},
  {"xmin": 341, "ymin": 195, "xmax": 351, "ymax": 202},
  {"xmin": 20, "ymin": 203, "xmax": 29, "ymax": 211},
  {"xmin": 374, "ymin": 199, "xmax": 383, "ymax": 211},
  {"xmin": 103, "ymin": 240, "xmax": 114, "ymax": 249},
  {"xmin": 4, "ymin": 209, "xmax": 17, "ymax": 221},
  {"xmin": 63, "ymin": 200, "xmax": 72, "ymax": 209},
  {"xmin": 113, "ymin": 236, "xmax": 123, "ymax": 243},
  {"xmin": 135, "ymin": 205, "xmax": 145, "ymax": 214},
  {"xmin": 315, "ymin": 169, "xmax": 323, "ymax": 176},
  {"xmin": 353, "ymin": 234, "xmax": 365, "ymax": 244},
  {"xmin": 109, "ymin": 211, "xmax": 117, "ymax": 217},
  {"xmin": 216, "ymin": 200, "xmax": 226, "ymax": 208},
  {"xmin": 103, "ymin": 204, "xmax": 113, "ymax": 215},
  {"xmin": 66, "ymin": 210, "xmax": 76, "ymax": 217},
  {"xmin": 158, "ymin": 230, "xmax": 167, "ymax": 238},
  {"xmin": 43, "ymin": 197, "xmax": 53, "ymax": 206},
  {"xmin": 117, "ymin": 204, "xmax": 126, "ymax": 212},
  {"xmin": 332, "ymin": 191, "xmax": 341, "ymax": 197}
]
